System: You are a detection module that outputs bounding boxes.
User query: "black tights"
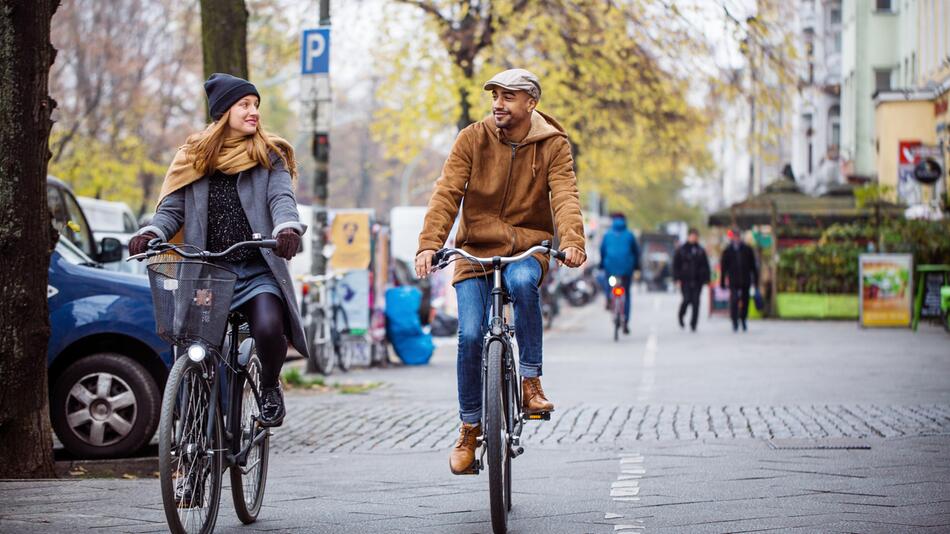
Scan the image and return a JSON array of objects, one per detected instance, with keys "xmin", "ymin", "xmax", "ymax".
[{"xmin": 240, "ymin": 293, "xmax": 287, "ymax": 389}]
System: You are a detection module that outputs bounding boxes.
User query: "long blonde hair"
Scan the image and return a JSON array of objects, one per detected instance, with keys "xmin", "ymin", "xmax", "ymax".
[{"xmin": 184, "ymin": 110, "xmax": 298, "ymax": 180}]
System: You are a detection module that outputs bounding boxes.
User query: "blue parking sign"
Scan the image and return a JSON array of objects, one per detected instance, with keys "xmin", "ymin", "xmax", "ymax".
[{"xmin": 301, "ymin": 28, "xmax": 330, "ymax": 75}]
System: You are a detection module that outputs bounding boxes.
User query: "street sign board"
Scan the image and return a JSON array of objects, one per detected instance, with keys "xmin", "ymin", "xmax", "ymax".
[
  {"xmin": 301, "ymin": 28, "xmax": 330, "ymax": 75},
  {"xmin": 859, "ymin": 253, "xmax": 913, "ymax": 328}
]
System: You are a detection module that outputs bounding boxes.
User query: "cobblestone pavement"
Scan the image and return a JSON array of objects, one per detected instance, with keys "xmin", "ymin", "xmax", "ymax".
[
  {"xmin": 274, "ymin": 400, "xmax": 950, "ymax": 453},
  {"xmin": 2, "ymin": 291, "xmax": 949, "ymax": 533}
]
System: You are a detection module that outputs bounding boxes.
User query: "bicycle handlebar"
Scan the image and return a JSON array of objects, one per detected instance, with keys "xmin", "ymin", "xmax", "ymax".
[
  {"xmin": 432, "ymin": 242, "xmax": 566, "ymax": 272},
  {"xmin": 126, "ymin": 234, "xmax": 277, "ymax": 262}
]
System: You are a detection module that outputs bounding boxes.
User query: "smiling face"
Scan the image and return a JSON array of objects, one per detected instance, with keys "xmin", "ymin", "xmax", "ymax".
[
  {"xmin": 490, "ymin": 87, "xmax": 536, "ymax": 130},
  {"xmin": 227, "ymin": 95, "xmax": 260, "ymax": 136}
]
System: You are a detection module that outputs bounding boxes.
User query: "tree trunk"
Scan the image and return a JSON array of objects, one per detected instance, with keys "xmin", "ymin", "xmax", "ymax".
[
  {"xmin": 457, "ymin": 85, "xmax": 473, "ymax": 132},
  {"xmin": 199, "ymin": 0, "xmax": 249, "ymax": 80},
  {"xmin": 0, "ymin": 0, "xmax": 60, "ymax": 479}
]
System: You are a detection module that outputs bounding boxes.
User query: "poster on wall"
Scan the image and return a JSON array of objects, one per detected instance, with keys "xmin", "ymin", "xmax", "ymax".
[
  {"xmin": 897, "ymin": 140, "xmax": 921, "ymax": 204},
  {"xmin": 339, "ymin": 269, "xmax": 371, "ymax": 333},
  {"xmin": 329, "ymin": 210, "xmax": 372, "ymax": 271},
  {"xmin": 859, "ymin": 253, "xmax": 913, "ymax": 328}
]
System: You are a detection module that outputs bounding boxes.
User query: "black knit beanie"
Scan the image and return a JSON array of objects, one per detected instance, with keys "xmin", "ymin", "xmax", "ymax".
[{"xmin": 204, "ymin": 73, "xmax": 260, "ymax": 121}]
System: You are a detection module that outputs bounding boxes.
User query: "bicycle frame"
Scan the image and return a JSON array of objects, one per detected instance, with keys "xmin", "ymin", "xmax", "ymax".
[
  {"xmin": 478, "ymin": 265, "xmax": 523, "ymax": 464},
  {"xmin": 193, "ymin": 314, "xmax": 267, "ymax": 470}
]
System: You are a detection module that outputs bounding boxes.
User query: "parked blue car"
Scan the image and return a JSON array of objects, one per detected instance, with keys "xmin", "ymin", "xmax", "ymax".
[{"xmin": 47, "ymin": 178, "xmax": 171, "ymax": 459}]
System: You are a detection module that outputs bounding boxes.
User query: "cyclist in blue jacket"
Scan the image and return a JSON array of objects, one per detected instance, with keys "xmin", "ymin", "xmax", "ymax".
[{"xmin": 599, "ymin": 213, "xmax": 640, "ymax": 334}]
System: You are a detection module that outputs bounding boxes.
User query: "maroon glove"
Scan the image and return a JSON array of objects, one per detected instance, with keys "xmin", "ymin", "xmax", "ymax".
[
  {"xmin": 275, "ymin": 229, "xmax": 300, "ymax": 260},
  {"xmin": 129, "ymin": 232, "xmax": 157, "ymax": 256}
]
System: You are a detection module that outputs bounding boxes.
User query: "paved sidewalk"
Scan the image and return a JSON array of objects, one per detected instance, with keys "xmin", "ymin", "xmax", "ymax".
[{"xmin": 2, "ymin": 292, "xmax": 948, "ymax": 533}]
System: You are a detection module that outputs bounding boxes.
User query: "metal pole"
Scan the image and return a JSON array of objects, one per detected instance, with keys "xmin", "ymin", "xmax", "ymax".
[
  {"xmin": 307, "ymin": 0, "xmax": 331, "ymax": 373},
  {"xmin": 311, "ymin": 0, "xmax": 331, "ymax": 277}
]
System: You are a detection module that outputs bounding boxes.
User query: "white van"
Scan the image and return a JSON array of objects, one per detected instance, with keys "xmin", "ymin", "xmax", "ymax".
[{"xmin": 77, "ymin": 197, "xmax": 140, "ymax": 273}]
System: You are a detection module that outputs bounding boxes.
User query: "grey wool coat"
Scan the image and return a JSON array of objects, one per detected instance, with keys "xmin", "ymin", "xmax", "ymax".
[{"xmin": 136, "ymin": 154, "xmax": 310, "ymax": 359}]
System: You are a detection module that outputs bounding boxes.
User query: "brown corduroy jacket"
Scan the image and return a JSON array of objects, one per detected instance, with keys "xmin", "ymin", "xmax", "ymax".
[{"xmin": 417, "ymin": 110, "xmax": 586, "ymax": 284}]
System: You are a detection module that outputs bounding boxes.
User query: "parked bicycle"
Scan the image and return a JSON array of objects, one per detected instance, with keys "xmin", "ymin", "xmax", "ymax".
[
  {"xmin": 431, "ymin": 242, "xmax": 565, "ymax": 534},
  {"xmin": 300, "ymin": 273, "xmax": 358, "ymax": 374},
  {"xmin": 130, "ymin": 235, "xmax": 274, "ymax": 534}
]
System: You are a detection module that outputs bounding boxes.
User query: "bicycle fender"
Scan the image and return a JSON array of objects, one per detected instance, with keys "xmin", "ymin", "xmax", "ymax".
[{"xmin": 238, "ymin": 337, "xmax": 256, "ymax": 367}]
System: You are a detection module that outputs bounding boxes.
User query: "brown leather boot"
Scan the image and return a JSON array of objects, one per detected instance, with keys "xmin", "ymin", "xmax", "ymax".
[
  {"xmin": 523, "ymin": 377, "xmax": 554, "ymax": 414},
  {"xmin": 449, "ymin": 423, "xmax": 481, "ymax": 474}
]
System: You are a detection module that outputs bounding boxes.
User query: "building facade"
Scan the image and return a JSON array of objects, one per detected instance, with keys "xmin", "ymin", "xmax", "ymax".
[
  {"xmin": 791, "ymin": 0, "xmax": 844, "ymax": 194},
  {"xmin": 873, "ymin": 0, "xmax": 949, "ymax": 211},
  {"xmin": 840, "ymin": 0, "xmax": 908, "ymax": 182}
]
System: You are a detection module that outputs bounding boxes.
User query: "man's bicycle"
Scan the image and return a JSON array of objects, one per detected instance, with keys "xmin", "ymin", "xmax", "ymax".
[
  {"xmin": 130, "ymin": 235, "xmax": 276, "ymax": 534},
  {"xmin": 431, "ymin": 242, "xmax": 565, "ymax": 534}
]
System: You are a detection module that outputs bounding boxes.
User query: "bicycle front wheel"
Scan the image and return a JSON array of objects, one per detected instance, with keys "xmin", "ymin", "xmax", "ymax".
[
  {"xmin": 485, "ymin": 340, "xmax": 509, "ymax": 534},
  {"xmin": 230, "ymin": 353, "xmax": 270, "ymax": 524},
  {"xmin": 159, "ymin": 355, "xmax": 223, "ymax": 534}
]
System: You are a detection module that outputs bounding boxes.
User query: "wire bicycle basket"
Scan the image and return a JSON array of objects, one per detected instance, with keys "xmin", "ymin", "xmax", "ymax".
[{"xmin": 147, "ymin": 259, "xmax": 237, "ymax": 346}]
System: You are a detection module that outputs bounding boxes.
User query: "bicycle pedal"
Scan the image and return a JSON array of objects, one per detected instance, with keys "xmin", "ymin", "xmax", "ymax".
[{"xmin": 525, "ymin": 411, "xmax": 551, "ymax": 421}]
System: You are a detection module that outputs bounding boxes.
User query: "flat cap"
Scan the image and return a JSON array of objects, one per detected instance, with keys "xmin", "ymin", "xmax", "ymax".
[{"xmin": 483, "ymin": 68, "xmax": 541, "ymax": 100}]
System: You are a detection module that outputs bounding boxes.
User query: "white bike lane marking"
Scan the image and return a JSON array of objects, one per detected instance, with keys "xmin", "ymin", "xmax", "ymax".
[
  {"xmin": 604, "ymin": 452, "xmax": 646, "ymax": 530},
  {"xmin": 637, "ymin": 327, "xmax": 658, "ymax": 403},
  {"xmin": 605, "ymin": 296, "xmax": 659, "ymax": 530}
]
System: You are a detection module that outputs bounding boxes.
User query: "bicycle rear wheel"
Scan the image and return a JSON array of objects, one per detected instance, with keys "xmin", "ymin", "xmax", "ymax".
[
  {"xmin": 230, "ymin": 353, "xmax": 270, "ymax": 524},
  {"xmin": 613, "ymin": 296, "xmax": 622, "ymax": 342},
  {"xmin": 159, "ymin": 355, "xmax": 223, "ymax": 534},
  {"xmin": 308, "ymin": 309, "xmax": 334, "ymax": 375},
  {"xmin": 485, "ymin": 340, "xmax": 509, "ymax": 533}
]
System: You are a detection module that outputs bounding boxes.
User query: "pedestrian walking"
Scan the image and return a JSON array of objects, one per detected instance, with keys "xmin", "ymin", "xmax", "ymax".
[
  {"xmin": 130, "ymin": 73, "xmax": 309, "ymax": 427},
  {"xmin": 414, "ymin": 68, "xmax": 586, "ymax": 474},
  {"xmin": 599, "ymin": 213, "xmax": 640, "ymax": 334},
  {"xmin": 719, "ymin": 228, "xmax": 758, "ymax": 332},
  {"xmin": 672, "ymin": 228, "xmax": 710, "ymax": 331}
]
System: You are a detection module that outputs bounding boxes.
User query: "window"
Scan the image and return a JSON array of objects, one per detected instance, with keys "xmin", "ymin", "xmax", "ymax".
[
  {"xmin": 62, "ymin": 189, "xmax": 95, "ymax": 258},
  {"xmin": 828, "ymin": 105, "xmax": 841, "ymax": 152},
  {"xmin": 874, "ymin": 68, "xmax": 892, "ymax": 92},
  {"xmin": 803, "ymin": 113, "xmax": 814, "ymax": 174},
  {"xmin": 911, "ymin": 52, "xmax": 916, "ymax": 85},
  {"xmin": 830, "ymin": 7, "xmax": 842, "ymax": 24},
  {"xmin": 123, "ymin": 212, "xmax": 137, "ymax": 234},
  {"xmin": 875, "ymin": 0, "xmax": 892, "ymax": 12}
]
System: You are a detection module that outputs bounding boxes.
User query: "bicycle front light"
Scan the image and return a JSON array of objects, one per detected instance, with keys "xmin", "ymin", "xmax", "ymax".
[
  {"xmin": 608, "ymin": 275, "xmax": 617, "ymax": 287},
  {"xmin": 187, "ymin": 343, "xmax": 207, "ymax": 363}
]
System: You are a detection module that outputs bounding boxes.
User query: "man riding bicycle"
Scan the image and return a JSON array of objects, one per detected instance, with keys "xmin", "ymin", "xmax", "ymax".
[
  {"xmin": 599, "ymin": 213, "xmax": 640, "ymax": 334},
  {"xmin": 414, "ymin": 69, "xmax": 586, "ymax": 475}
]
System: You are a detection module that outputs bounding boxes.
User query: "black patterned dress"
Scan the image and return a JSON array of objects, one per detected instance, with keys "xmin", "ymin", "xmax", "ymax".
[{"xmin": 206, "ymin": 170, "xmax": 284, "ymax": 310}]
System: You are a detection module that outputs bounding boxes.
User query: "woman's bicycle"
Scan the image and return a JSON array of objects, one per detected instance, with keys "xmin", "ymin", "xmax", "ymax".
[
  {"xmin": 431, "ymin": 242, "xmax": 565, "ymax": 534},
  {"xmin": 129, "ymin": 235, "xmax": 276, "ymax": 534}
]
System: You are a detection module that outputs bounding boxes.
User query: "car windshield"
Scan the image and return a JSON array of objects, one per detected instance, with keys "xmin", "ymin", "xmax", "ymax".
[{"xmin": 56, "ymin": 236, "xmax": 95, "ymax": 265}]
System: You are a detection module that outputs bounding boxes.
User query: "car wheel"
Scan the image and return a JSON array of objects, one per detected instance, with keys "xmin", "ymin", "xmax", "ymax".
[{"xmin": 50, "ymin": 353, "xmax": 161, "ymax": 459}]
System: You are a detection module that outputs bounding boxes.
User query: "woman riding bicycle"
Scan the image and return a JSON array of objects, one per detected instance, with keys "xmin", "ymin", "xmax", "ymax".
[{"xmin": 129, "ymin": 73, "xmax": 309, "ymax": 428}]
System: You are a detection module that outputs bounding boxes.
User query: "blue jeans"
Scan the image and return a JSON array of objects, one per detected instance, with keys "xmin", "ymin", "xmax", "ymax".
[
  {"xmin": 604, "ymin": 274, "xmax": 632, "ymax": 323},
  {"xmin": 455, "ymin": 258, "xmax": 543, "ymax": 424}
]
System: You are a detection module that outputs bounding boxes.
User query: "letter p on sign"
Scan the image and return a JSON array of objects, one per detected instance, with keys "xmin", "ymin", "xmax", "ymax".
[{"xmin": 301, "ymin": 28, "xmax": 330, "ymax": 75}]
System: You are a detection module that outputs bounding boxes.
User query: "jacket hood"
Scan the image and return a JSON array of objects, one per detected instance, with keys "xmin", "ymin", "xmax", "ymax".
[
  {"xmin": 611, "ymin": 217, "xmax": 628, "ymax": 231},
  {"xmin": 483, "ymin": 110, "xmax": 568, "ymax": 145}
]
